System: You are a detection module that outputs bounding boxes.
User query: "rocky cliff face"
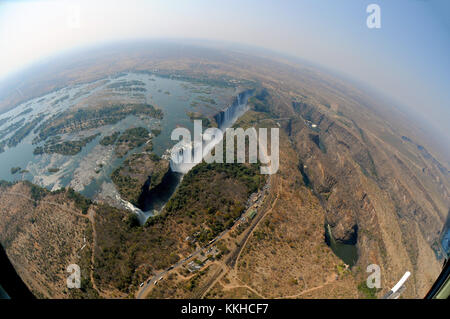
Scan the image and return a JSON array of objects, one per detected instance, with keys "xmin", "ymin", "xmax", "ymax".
[
  {"xmin": 0, "ymin": 47, "xmax": 447, "ymax": 299},
  {"xmin": 286, "ymin": 97, "xmax": 447, "ymax": 297},
  {"xmin": 111, "ymin": 153, "xmax": 170, "ymax": 207}
]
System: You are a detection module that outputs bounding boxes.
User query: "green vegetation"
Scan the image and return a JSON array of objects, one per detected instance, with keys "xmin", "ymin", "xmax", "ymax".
[
  {"xmin": 33, "ymin": 133, "xmax": 100, "ymax": 156},
  {"xmin": 0, "ymin": 180, "xmax": 14, "ymax": 188},
  {"xmin": 0, "ymin": 118, "xmax": 25, "ymax": 140},
  {"xmin": 148, "ymin": 153, "xmax": 160, "ymax": 162},
  {"xmin": 126, "ymin": 213, "xmax": 141, "ymax": 228},
  {"xmin": 144, "ymin": 214, "xmax": 164, "ymax": 227},
  {"xmin": 357, "ymin": 281, "xmax": 379, "ymax": 299},
  {"xmin": 95, "ymin": 117, "xmax": 266, "ymax": 293},
  {"xmin": 162, "ymin": 112, "xmax": 269, "ymax": 243},
  {"xmin": 144, "ymin": 70, "xmax": 257, "ymax": 88},
  {"xmin": 34, "ymin": 103, "xmax": 162, "ymax": 143},
  {"xmin": 92, "ymin": 112, "xmax": 268, "ymax": 295},
  {"xmin": 10, "ymin": 167, "xmax": 21, "ymax": 174},
  {"xmin": 93, "ymin": 203, "xmax": 179, "ymax": 293},
  {"xmin": 366, "ymin": 150, "xmax": 378, "ymax": 177},
  {"xmin": 196, "ymin": 96, "xmax": 216, "ymax": 105},
  {"xmin": 22, "ymin": 180, "xmax": 49, "ymax": 202},
  {"xmin": 67, "ymin": 188, "xmax": 92, "ymax": 214},
  {"xmin": 111, "ymin": 152, "xmax": 169, "ymax": 205},
  {"xmin": 117, "ymin": 87, "xmax": 146, "ymax": 92},
  {"xmin": 7, "ymin": 115, "xmax": 45, "ymax": 147},
  {"xmin": 182, "ymin": 84, "xmax": 212, "ymax": 95},
  {"xmin": 143, "ymin": 141, "xmax": 154, "ymax": 153},
  {"xmin": 151, "ymin": 129, "xmax": 161, "ymax": 136},
  {"xmin": 215, "ymin": 240, "xmax": 230, "ymax": 259},
  {"xmin": 0, "ymin": 116, "xmax": 11, "ymax": 126},
  {"xmin": 162, "ymin": 112, "xmax": 270, "ymax": 243},
  {"xmin": 117, "ymin": 127, "xmax": 149, "ymax": 145},
  {"xmin": 99, "ymin": 131, "xmax": 120, "ymax": 146},
  {"xmin": 248, "ymin": 88, "xmax": 271, "ymax": 113},
  {"xmin": 10, "ymin": 167, "xmax": 28, "ymax": 174},
  {"xmin": 336, "ymin": 264, "xmax": 350, "ymax": 275},
  {"xmin": 164, "ymin": 160, "xmax": 264, "ymax": 243},
  {"xmin": 106, "ymin": 80, "xmax": 145, "ymax": 89},
  {"xmin": 309, "ymin": 134, "xmax": 326, "ymax": 153},
  {"xmin": 298, "ymin": 161, "xmax": 311, "ymax": 188},
  {"xmin": 51, "ymin": 94, "xmax": 70, "ymax": 106},
  {"xmin": 293, "ymin": 101, "xmax": 314, "ymax": 120},
  {"xmin": 14, "ymin": 182, "xmax": 91, "ymax": 214},
  {"xmin": 110, "ymin": 168, "xmax": 142, "ymax": 205},
  {"xmin": 115, "ymin": 127, "xmax": 149, "ymax": 157},
  {"xmin": 186, "ymin": 112, "xmax": 213, "ymax": 128},
  {"xmin": 15, "ymin": 107, "xmax": 33, "ymax": 117},
  {"xmin": 48, "ymin": 167, "xmax": 60, "ymax": 173}
]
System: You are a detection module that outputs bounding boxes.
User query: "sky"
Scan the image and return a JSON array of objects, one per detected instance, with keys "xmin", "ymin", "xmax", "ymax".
[{"xmin": 0, "ymin": 0, "xmax": 449, "ymax": 142}]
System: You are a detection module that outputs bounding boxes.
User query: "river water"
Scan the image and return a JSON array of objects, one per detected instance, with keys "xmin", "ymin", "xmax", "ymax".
[
  {"xmin": 325, "ymin": 224, "xmax": 358, "ymax": 267},
  {"xmin": 137, "ymin": 89, "xmax": 253, "ymax": 223},
  {"xmin": 0, "ymin": 72, "xmax": 241, "ymax": 223}
]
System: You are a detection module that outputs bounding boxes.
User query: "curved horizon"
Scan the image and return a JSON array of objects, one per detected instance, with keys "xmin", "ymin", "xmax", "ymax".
[{"xmin": 0, "ymin": 0, "xmax": 448, "ymax": 154}]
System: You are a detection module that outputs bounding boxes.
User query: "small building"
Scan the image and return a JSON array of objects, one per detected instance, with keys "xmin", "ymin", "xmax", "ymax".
[{"xmin": 187, "ymin": 261, "xmax": 202, "ymax": 273}]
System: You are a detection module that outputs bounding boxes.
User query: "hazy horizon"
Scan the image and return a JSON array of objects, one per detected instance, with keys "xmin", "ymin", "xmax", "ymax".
[{"xmin": 0, "ymin": 0, "xmax": 448, "ymax": 148}]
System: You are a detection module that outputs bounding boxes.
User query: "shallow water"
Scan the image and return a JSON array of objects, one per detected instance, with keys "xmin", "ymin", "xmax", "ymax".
[
  {"xmin": 0, "ymin": 73, "xmax": 235, "ymax": 205},
  {"xmin": 325, "ymin": 224, "xmax": 358, "ymax": 267}
]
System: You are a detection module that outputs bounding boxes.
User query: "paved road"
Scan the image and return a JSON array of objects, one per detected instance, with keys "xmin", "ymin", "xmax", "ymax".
[
  {"xmin": 136, "ymin": 220, "xmax": 239, "ymax": 298},
  {"xmin": 135, "ymin": 184, "xmax": 269, "ymax": 299},
  {"xmin": 136, "ymin": 120, "xmax": 275, "ymax": 298}
]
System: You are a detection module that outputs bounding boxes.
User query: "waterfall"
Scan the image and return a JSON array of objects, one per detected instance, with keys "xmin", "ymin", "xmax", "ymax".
[
  {"xmin": 169, "ymin": 139, "xmax": 203, "ymax": 174},
  {"xmin": 170, "ymin": 89, "xmax": 254, "ymax": 174},
  {"xmin": 214, "ymin": 90, "xmax": 253, "ymax": 130},
  {"xmin": 133, "ymin": 89, "xmax": 254, "ymax": 225}
]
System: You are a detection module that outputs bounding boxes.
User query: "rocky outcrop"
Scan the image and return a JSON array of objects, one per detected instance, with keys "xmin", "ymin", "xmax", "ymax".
[
  {"xmin": 289, "ymin": 99, "xmax": 446, "ymax": 297},
  {"xmin": 111, "ymin": 152, "xmax": 170, "ymax": 206}
]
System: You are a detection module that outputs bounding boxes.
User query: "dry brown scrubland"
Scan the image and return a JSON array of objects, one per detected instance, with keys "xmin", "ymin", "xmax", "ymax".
[
  {"xmin": 0, "ymin": 182, "xmax": 93, "ymax": 298},
  {"xmin": 0, "ymin": 45, "xmax": 448, "ymax": 298}
]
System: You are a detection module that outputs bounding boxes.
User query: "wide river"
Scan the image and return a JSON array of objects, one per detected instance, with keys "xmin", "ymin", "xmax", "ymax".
[{"xmin": 0, "ymin": 72, "xmax": 249, "ymax": 223}]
